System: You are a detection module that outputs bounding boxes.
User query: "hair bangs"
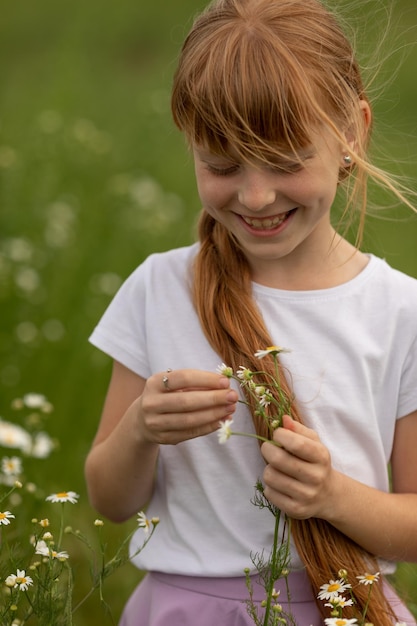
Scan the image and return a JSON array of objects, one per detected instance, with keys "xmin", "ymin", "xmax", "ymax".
[{"xmin": 172, "ymin": 19, "xmax": 321, "ymax": 164}]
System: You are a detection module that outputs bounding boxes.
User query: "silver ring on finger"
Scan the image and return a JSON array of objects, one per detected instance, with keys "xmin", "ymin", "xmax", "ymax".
[{"xmin": 162, "ymin": 368, "xmax": 173, "ymax": 391}]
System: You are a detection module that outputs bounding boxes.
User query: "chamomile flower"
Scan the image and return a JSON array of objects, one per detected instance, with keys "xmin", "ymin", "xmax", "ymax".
[
  {"xmin": 39, "ymin": 518, "xmax": 50, "ymax": 528},
  {"xmin": 0, "ymin": 420, "xmax": 31, "ymax": 452},
  {"xmin": 236, "ymin": 366, "xmax": 253, "ymax": 383},
  {"xmin": 46, "ymin": 491, "xmax": 79, "ymax": 504},
  {"xmin": 254, "ymin": 386, "xmax": 273, "ymax": 407},
  {"xmin": 0, "ymin": 510, "xmax": 15, "ymax": 525},
  {"xmin": 217, "ymin": 418, "xmax": 234, "ymax": 444},
  {"xmin": 5, "ymin": 569, "xmax": 33, "ymax": 591},
  {"xmin": 324, "ymin": 620, "xmax": 358, "ymax": 626},
  {"xmin": 356, "ymin": 572, "xmax": 380, "ymax": 585},
  {"xmin": 324, "ymin": 596, "xmax": 354, "ymax": 609},
  {"xmin": 137, "ymin": 511, "xmax": 151, "ymax": 534},
  {"xmin": 30, "ymin": 431, "xmax": 55, "ymax": 458},
  {"xmin": 35, "ymin": 540, "xmax": 69, "ymax": 560},
  {"xmin": 216, "ymin": 363, "xmax": 233, "ymax": 378},
  {"xmin": 254, "ymin": 346, "xmax": 291, "ymax": 359},
  {"xmin": 1, "ymin": 456, "xmax": 22, "ymax": 476},
  {"xmin": 22, "ymin": 393, "xmax": 52, "ymax": 412},
  {"xmin": 318, "ymin": 579, "xmax": 352, "ymax": 601}
]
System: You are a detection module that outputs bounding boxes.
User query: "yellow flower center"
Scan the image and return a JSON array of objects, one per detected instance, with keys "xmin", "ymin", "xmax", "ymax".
[
  {"xmin": 16, "ymin": 577, "xmax": 26, "ymax": 585},
  {"xmin": 0, "ymin": 513, "xmax": 6, "ymax": 520},
  {"xmin": 327, "ymin": 583, "xmax": 341, "ymax": 592},
  {"xmin": 56, "ymin": 492, "xmax": 69, "ymax": 498},
  {"xmin": 335, "ymin": 621, "xmax": 347, "ymax": 626}
]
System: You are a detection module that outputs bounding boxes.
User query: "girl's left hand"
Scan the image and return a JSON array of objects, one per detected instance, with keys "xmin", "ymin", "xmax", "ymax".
[{"xmin": 261, "ymin": 414, "xmax": 335, "ymax": 520}]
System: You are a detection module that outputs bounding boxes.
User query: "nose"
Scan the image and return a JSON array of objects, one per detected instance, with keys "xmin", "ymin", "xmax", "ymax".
[{"xmin": 238, "ymin": 168, "xmax": 276, "ymax": 212}]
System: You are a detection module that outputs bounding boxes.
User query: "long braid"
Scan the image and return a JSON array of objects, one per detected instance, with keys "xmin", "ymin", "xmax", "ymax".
[{"xmin": 193, "ymin": 211, "xmax": 398, "ymax": 624}]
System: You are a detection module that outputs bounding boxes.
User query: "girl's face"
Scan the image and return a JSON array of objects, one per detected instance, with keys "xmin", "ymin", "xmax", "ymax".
[{"xmin": 193, "ymin": 128, "xmax": 345, "ymax": 285}]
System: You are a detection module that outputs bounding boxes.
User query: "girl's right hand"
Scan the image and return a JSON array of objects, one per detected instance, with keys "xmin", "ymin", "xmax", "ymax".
[{"xmin": 136, "ymin": 368, "xmax": 238, "ymax": 445}]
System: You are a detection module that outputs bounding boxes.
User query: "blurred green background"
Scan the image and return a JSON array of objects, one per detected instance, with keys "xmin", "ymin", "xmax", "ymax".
[{"xmin": 1, "ymin": 0, "xmax": 417, "ymax": 623}]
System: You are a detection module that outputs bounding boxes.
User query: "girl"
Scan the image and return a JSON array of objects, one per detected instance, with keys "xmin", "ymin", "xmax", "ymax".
[{"xmin": 85, "ymin": 0, "xmax": 417, "ymax": 624}]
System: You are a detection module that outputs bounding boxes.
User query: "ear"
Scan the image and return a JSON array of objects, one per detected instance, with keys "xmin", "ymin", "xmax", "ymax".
[
  {"xmin": 359, "ymin": 99, "xmax": 372, "ymax": 132},
  {"xmin": 344, "ymin": 99, "xmax": 372, "ymax": 152}
]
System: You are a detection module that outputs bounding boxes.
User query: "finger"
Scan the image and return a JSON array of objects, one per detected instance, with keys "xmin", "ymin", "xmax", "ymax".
[
  {"xmin": 152, "ymin": 400, "xmax": 237, "ymax": 431},
  {"xmin": 145, "ymin": 403, "xmax": 236, "ymax": 444},
  {"xmin": 157, "ymin": 385, "xmax": 237, "ymax": 414},
  {"xmin": 262, "ymin": 443, "xmax": 318, "ymax": 485},
  {"xmin": 281, "ymin": 414, "xmax": 318, "ymax": 440},
  {"xmin": 262, "ymin": 483, "xmax": 311, "ymax": 520},
  {"xmin": 154, "ymin": 369, "xmax": 233, "ymax": 394},
  {"xmin": 263, "ymin": 463, "xmax": 301, "ymax": 499},
  {"xmin": 272, "ymin": 420, "xmax": 321, "ymax": 463}
]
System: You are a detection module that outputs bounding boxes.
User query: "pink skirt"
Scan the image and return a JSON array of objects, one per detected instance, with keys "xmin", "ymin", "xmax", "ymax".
[{"xmin": 119, "ymin": 569, "xmax": 416, "ymax": 626}]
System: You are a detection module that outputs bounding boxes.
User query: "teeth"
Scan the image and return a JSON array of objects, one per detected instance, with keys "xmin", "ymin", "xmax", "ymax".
[{"xmin": 243, "ymin": 212, "xmax": 289, "ymax": 230}]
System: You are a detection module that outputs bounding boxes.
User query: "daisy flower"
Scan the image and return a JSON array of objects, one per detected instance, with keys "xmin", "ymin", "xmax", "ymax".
[
  {"xmin": 318, "ymin": 579, "xmax": 352, "ymax": 601},
  {"xmin": 324, "ymin": 596, "xmax": 354, "ymax": 609},
  {"xmin": 324, "ymin": 619, "xmax": 358, "ymax": 626},
  {"xmin": 216, "ymin": 363, "xmax": 233, "ymax": 378},
  {"xmin": 22, "ymin": 393, "xmax": 52, "ymax": 411},
  {"xmin": 0, "ymin": 510, "xmax": 15, "ymax": 525},
  {"xmin": 46, "ymin": 491, "xmax": 79, "ymax": 504},
  {"xmin": 31, "ymin": 431, "xmax": 55, "ymax": 458},
  {"xmin": 51, "ymin": 548, "xmax": 69, "ymax": 561},
  {"xmin": 217, "ymin": 418, "xmax": 234, "ymax": 444},
  {"xmin": 39, "ymin": 518, "xmax": 50, "ymax": 528},
  {"xmin": 254, "ymin": 386, "xmax": 273, "ymax": 407},
  {"xmin": 137, "ymin": 511, "xmax": 151, "ymax": 534},
  {"xmin": 0, "ymin": 420, "xmax": 31, "ymax": 452},
  {"xmin": 254, "ymin": 346, "xmax": 291, "ymax": 359},
  {"xmin": 236, "ymin": 366, "xmax": 253, "ymax": 383},
  {"xmin": 356, "ymin": 572, "xmax": 380, "ymax": 585},
  {"xmin": 1, "ymin": 456, "xmax": 22, "ymax": 476},
  {"xmin": 5, "ymin": 569, "xmax": 33, "ymax": 591},
  {"xmin": 35, "ymin": 540, "xmax": 69, "ymax": 560}
]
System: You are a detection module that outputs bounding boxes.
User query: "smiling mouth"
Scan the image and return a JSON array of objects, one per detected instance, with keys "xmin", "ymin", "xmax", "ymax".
[{"xmin": 241, "ymin": 209, "xmax": 296, "ymax": 230}]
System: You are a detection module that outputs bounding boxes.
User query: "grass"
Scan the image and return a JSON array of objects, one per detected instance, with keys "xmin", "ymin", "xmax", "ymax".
[{"xmin": 1, "ymin": 0, "xmax": 417, "ymax": 623}]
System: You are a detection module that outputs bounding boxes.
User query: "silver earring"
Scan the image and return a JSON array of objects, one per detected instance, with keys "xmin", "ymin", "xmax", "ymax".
[{"xmin": 343, "ymin": 154, "xmax": 352, "ymax": 165}]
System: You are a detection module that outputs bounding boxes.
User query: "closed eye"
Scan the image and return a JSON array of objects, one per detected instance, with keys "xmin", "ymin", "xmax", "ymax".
[
  {"xmin": 269, "ymin": 157, "xmax": 312, "ymax": 174},
  {"xmin": 205, "ymin": 163, "xmax": 240, "ymax": 176}
]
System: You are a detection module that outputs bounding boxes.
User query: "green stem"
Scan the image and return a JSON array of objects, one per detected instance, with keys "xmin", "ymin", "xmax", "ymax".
[
  {"xmin": 263, "ymin": 512, "xmax": 281, "ymax": 626},
  {"xmin": 360, "ymin": 585, "xmax": 372, "ymax": 625},
  {"xmin": 231, "ymin": 431, "xmax": 276, "ymax": 445},
  {"xmin": 57, "ymin": 502, "xmax": 65, "ymax": 548}
]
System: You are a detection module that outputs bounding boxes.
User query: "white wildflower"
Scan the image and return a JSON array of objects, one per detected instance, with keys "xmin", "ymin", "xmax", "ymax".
[
  {"xmin": 46, "ymin": 491, "xmax": 79, "ymax": 504},
  {"xmin": 254, "ymin": 346, "xmax": 291, "ymax": 359},
  {"xmin": 0, "ymin": 510, "xmax": 15, "ymax": 525},
  {"xmin": 318, "ymin": 579, "xmax": 352, "ymax": 601},
  {"xmin": 356, "ymin": 572, "xmax": 380, "ymax": 586},
  {"xmin": 217, "ymin": 418, "xmax": 234, "ymax": 444},
  {"xmin": 216, "ymin": 363, "xmax": 234, "ymax": 378},
  {"xmin": 5, "ymin": 569, "xmax": 33, "ymax": 591}
]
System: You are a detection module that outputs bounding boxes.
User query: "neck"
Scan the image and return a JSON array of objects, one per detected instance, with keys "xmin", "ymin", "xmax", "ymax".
[{"xmin": 250, "ymin": 235, "xmax": 368, "ymax": 290}]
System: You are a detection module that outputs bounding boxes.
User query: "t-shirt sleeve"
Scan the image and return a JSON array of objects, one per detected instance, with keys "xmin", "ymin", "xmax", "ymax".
[{"xmin": 89, "ymin": 262, "xmax": 150, "ymax": 379}]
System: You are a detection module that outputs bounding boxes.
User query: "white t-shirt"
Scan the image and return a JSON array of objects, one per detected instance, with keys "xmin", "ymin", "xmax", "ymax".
[{"xmin": 89, "ymin": 243, "xmax": 417, "ymax": 576}]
